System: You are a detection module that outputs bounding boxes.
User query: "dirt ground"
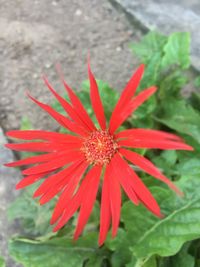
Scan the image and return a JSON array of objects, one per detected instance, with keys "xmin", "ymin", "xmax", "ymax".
[
  {"xmin": 0, "ymin": 1, "xmax": 143, "ymax": 266},
  {"xmin": 0, "ymin": 0, "xmax": 142, "ymax": 133}
]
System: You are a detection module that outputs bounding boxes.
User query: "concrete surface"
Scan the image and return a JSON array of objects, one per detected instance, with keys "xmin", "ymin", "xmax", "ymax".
[
  {"xmin": 0, "ymin": 127, "xmax": 21, "ymax": 267},
  {"xmin": 113, "ymin": 0, "xmax": 200, "ymax": 71}
]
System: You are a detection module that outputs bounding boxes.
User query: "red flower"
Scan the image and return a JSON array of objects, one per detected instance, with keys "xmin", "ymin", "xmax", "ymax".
[{"xmin": 5, "ymin": 62, "xmax": 193, "ymax": 245}]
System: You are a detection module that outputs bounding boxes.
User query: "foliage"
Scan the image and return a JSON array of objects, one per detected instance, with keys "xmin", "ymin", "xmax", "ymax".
[
  {"xmin": 0, "ymin": 257, "xmax": 5, "ymax": 267},
  {"xmin": 9, "ymin": 234, "xmax": 109, "ymax": 267},
  {"xmin": 7, "ymin": 184, "xmax": 55, "ymax": 237},
  {"xmin": 8, "ymin": 31, "xmax": 200, "ymax": 266}
]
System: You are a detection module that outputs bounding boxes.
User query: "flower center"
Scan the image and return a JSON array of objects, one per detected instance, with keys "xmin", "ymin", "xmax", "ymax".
[{"xmin": 82, "ymin": 130, "xmax": 118, "ymax": 165}]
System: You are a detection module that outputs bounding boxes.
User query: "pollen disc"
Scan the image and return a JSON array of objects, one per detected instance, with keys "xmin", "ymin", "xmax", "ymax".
[{"xmin": 82, "ymin": 130, "xmax": 118, "ymax": 165}]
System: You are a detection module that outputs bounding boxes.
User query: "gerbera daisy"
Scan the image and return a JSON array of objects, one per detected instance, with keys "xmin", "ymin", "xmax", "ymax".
[{"xmin": 5, "ymin": 61, "xmax": 193, "ymax": 245}]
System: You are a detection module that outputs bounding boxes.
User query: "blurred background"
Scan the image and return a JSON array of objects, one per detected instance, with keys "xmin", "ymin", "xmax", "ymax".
[{"xmin": 0, "ymin": 0, "xmax": 200, "ymax": 266}]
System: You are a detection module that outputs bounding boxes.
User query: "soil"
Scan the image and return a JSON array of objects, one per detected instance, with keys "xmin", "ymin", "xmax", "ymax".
[
  {"xmin": 0, "ymin": 1, "xmax": 142, "ymax": 266},
  {"xmin": 0, "ymin": 0, "xmax": 142, "ymax": 133}
]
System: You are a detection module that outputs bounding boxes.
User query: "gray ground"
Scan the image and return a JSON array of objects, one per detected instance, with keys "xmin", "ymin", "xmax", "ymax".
[
  {"xmin": 115, "ymin": 0, "xmax": 200, "ymax": 70},
  {"xmin": 0, "ymin": 0, "xmax": 142, "ymax": 266},
  {"xmin": 0, "ymin": 0, "xmax": 142, "ymax": 132},
  {"xmin": 0, "ymin": 128, "xmax": 21, "ymax": 267}
]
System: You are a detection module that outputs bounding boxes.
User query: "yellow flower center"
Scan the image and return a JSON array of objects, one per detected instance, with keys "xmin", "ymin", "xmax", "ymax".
[{"xmin": 82, "ymin": 130, "xmax": 118, "ymax": 165}]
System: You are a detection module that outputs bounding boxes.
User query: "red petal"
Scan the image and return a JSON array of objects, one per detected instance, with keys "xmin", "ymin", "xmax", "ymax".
[
  {"xmin": 56, "ymin": 64, "xmax": 96, "ymax": 131},
  {"xmin": 118, "ymin": 139, "xmax": 194, "ymax": 151},
  {"xmin": 116, "ymin": 128, "xmax": 182, "ymax": 142},
  {"xmin": 5, "ymin": 149, "xmax": 82, "ymax": 167},
  {"xmin": 22, "ymin": 151, "xmax": 83, "ymax": 175},
  {"xmin": 43, "ymin": 76, "xmax": 91, "ymax": 132},
  {"xmin": 127, "ymin": 86, "xmax": 157, "ymax": 113},
  {"xmin": 120, "ymin": 148, "xmax": 183, "ymax": 195},
  {"xmin": 88, "ymin": 59, "xmax": 106, "ymax": 130},
  {"xmin": 50, "ymin": 162, "xmax": 88, "ymax": 225},
  {"xmin": 33, "ymin": 160, "xmax": 84, "ymax": 198},
  {"xmin": 6, "ymin": 130, "xmax": 82, "ymax": 143},
  {"xmin": 39, "ymin": 185, "xmax": 63, "ymax": 205},
  {"xmin": 74, "ymin": 165, "xmax": 102, "ymax": 240},
  {"xmin": 110, "ymin": 156, "xmax": 139, "ymax": 205},
  {"xmin": 107, "ymin": 162, "xmax": 121, "ymax": 238},
  {"xmin": 5, "ymin": 142, "xmax": 81, "ymax": 152},
  {"xmin": 39, "ymin": 161, "xmax": 87, "ymax": 205},
  {"xmin": 53, "ymin": 164, "xmax": 91, "ymax": 232},
  {"xmin": 16, "ymin": 171, "xmax": 50, "ymax": 189},
  {"xmin": 27, "ymin": 93, "xmax": 88, "ymax": 136},
  {"xmin": 113, "ymin": 154, "xmax": 162, "ymax": 218},
  {"xmin": 5, "ymin": 153, "xmax": 53, "ymax": 167},
  {"xmin": 110, "ymin": 86, "xmax": 156, "ymax": 133},
  {"xmin": 109, "ymin": 65, "xmax": 145, "ymax": 133},
  {"xmin": 99, "ymin": 165, "xmax": 111, "ymax": 246}
]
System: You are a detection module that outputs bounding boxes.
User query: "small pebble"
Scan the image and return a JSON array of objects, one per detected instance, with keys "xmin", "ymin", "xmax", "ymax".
[
  {"xmin": 75, "ymin": 9, "xmax": 82, "ymax": 16},
  {"xmin": 116, "ymin": 46, "xmax": 122, "ymax": 52},
  {"xmin": 45, "ymin": 63, "xmax": 52, "ymax": 69},
  {"xmin": 33, "ymin": 73, "xmax": 39, "ymax": 79},
  {"xmin": 52, "ymin": 1, "xmax": 58, "ymax": 6}
]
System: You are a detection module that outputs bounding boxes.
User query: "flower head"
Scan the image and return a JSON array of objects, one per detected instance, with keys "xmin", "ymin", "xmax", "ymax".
[{"xmin": 5, "ymin": 61, "xmax": 193, "ymax": 245}]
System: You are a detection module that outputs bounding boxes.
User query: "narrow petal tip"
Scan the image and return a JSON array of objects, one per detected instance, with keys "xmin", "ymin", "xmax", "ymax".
[
  {"xmin": 187, "ymin": 145, "xmax": 194, "ymax": 151},
  {"xmin": 151, "ymin": 86, "xmax": 157, "ymax": 93},
  {"xmin": 179, "ymin": 144, "xmax": 194, "ymax": 151},
  {"xmin": 73, "ymin": 233, "xmax": 79, "ymax": 241},
  {"xmin": 178, "ymin": 190, "xmax": 184, "ymax": 197},
  {"xmin": 53, "ymin": 225, "xmax": 60, "ymax": 232},
  {"xmin": 171, "ymin": 184, "xmax": 184, "ymax": 197},
  {"xmin": 3, "ymin": 162, "xmax": 11, "ymax": 167},
  {"xmin": 25, "ymin": 90, "xmax": 31, "ymax": 97},
  {"xmin": 98, "ymin": 237, "xmax": 105, "ymax": 247},
  {"xmin": 15, "ymin": 183, "xmax": 22, "ymax": 190},
  {"xmin": 159, "ymin": 213, "xmax": 165, "ymax": 219},
  {"xmin": 4, "ymin": 143, "xmax": 11, "ymax": 149},
  {"xmin": 111, "ymin": 230, "xmax": 118, "ymax": 239},
  {"xmin": 5, "ymin": 131, "xmax": 14, "ymax": 137},
  {"xmin": 50, "ymin": 217, "xmax": 56, "ymax": 225},
  {"xmin": 139, "ymin": 63, "xmax": 145, "ymax": 73}
]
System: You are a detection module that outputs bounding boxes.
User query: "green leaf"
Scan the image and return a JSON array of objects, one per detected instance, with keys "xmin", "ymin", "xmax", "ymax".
[
  {"xmin": 130, "ymin": 31, "xmax": 167, "ymax": 63},
  {"xmin": 170, "ymin": 244, "xmax": 195, "ymax": 267},
  {"xmin": 9, "ymin": 234, "xmax": 107, "ymax": 267},
  {"xmin": 8, "ymin": 184, "xmax": 55, "ymax": 237},
  {"xmin": 177, "ymin": 158, "xmax": 200, "ymax": 176},
  {"xmin": 139, "ymin": 53, "xmax": 162, "ymax": 89},
  {"xmin": 161, "ymin": 150, "xmax": 177, "ymax": 166},
  {"xmin": 189, "ymin": 92, "xmax": 200, "ymax": 112},
  {"xmin": 105, "ymin": 229, "xmax": 132, "ymax": 267},
  {"xmin": 0, "ymin": 257, "xmax": 5, "ymax": 267},
  {"xmin": 126, "ymin": 255, "xmax": 157, "ymax": 267},
  {"xmin": 20, "ymin": 116, "xmax": 33, "ymax": 130},
  {"xmin": 130, "ymin": 31, "xmax": 190, "ymax": 101},
  {"xmin": 122, "ymin": 187, "xmax": 171, "ymax": 247},
  {"xmin": 122, "ymin": 175, "xmax": 200, "ymax": 259},
  {"xmin": 156, "ymin": 99, "xmax": 200, "ymax": 144},
  {"xmin": 142, "ymin": 256, "xmax": 157, "ymax": 267},
  {"xmin": 161, "ymin": 32, "xmax": 190, "ymax": 69},
  {"xmin": 130, "ymin": 32, "xmax": 166, "ymax": 90},
  {"xmin": 151, "ymin": 150, "xmax": 178, "ymax": 178},
  {"xmin": 194, "ymin": 77, "xmax": 200, "ymax": 88},
  {"xmin": 158, "ymin": 70, "xmax": 188, "ymax": 99}
]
